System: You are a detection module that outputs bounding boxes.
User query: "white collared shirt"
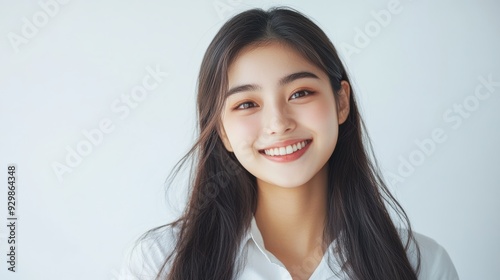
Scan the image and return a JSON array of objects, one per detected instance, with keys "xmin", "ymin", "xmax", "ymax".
[{"xmin": 119, "ymin": 217, "xmax": 459, "ymax": 279}]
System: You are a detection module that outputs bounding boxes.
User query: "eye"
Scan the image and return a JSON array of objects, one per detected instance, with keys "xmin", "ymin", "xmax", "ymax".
[
  {"xmin": 290, "ymin": 90, "xmax": 314, "ymax": 100},
  {"xmin": 235, "ymin": 101, "xmax": 257, "ymax": 110}
]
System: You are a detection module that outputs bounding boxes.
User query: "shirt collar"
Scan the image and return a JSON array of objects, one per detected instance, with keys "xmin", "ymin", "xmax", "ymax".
[
  {"xmin": 239, "ymin": 216, "xmax": 282, "ymax": 265},
  {"xmin": 238, "ymin": 216, "xmax": 339, "ymax": 279}
]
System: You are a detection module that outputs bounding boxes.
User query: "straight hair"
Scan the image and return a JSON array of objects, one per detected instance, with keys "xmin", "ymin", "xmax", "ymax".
[{"xmin": 141, "ymin": 7, "xmax": 420, "ymax": 280}]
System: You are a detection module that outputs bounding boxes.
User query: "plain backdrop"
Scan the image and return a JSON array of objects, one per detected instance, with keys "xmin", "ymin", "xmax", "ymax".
[{"xmin": 1, "ymin": 0, "xmax": 499, "ymax": 279}]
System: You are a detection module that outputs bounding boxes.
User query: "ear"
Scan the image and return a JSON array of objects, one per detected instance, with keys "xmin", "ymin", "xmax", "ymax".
[
  {"xmin": 219, "ymin": 125, "xmax": 233, "ymax": 152},
  {"xmin": 337, "ymin": 80, "xmax": 351, "ymax": 125}
]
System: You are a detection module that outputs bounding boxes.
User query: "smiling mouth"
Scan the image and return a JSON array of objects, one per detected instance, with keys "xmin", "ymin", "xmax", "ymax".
[{"xmin": 259, "ymin": 139, "xmax": 312, "ymax": 156}]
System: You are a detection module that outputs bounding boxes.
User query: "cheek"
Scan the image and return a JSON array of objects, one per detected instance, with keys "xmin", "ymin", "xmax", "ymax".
[
  {"xmin": 303, "ymin": 100, "xmax": 338, "ymax": 130},
  {"xmin": 304, "ymin": 101, "xmax": 339, "ymax": 156},
  {"xmin": 224, "ymin": 117, "xmax": 261, "ymax": 148}
]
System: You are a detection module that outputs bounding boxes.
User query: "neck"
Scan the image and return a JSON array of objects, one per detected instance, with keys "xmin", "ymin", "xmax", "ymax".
[{"xmin": 254, "ymin": 164, "xmax": 329, "ymax": 260}]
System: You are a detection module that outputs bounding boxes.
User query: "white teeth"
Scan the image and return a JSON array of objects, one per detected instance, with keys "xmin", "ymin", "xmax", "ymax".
[{"xmin": 263, "ymin": 140, "xmax": 309, "ymax": 156}]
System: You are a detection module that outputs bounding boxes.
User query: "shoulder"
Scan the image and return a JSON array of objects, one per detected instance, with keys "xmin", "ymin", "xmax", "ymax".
[
  {"xmin": 400, "ymin": 229, "xmax": 460, "ymax": 280},
  {"xmin": 119, "ymin": 223, "xmax": 180, "ymax": 280}
]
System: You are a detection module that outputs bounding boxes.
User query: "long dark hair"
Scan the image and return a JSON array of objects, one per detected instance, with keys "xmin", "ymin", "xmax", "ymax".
[{"xmin": 143, "ymin": 7, "xmax": 420, "ymax": 280}]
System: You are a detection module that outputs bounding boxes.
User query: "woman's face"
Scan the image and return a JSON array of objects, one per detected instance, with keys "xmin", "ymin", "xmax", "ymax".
[{"xmin": 220, "ymin": 42, "xmax": 350, "ymax": 189}]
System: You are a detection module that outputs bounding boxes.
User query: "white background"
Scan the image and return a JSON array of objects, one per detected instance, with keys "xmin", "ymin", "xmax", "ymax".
[{"xmin": 1, "ymin": 0, "xmax": 499, "ymax": 279}]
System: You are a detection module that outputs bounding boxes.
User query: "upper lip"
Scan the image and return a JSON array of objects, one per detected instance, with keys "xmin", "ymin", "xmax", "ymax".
[{"xmin": 258, "ymin": 139, "xmax": 312, "ymax": 151}]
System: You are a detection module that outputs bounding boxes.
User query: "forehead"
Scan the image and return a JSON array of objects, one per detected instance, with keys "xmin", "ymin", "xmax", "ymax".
[{"xmin": 227, "ymin": 41, "xmax": 327, "ymax": 86}]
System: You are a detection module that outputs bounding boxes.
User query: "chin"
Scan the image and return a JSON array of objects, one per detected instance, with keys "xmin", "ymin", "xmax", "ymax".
[{"xmin": 259, "ymin": 176, "xmax": 313, "ymax": 189}]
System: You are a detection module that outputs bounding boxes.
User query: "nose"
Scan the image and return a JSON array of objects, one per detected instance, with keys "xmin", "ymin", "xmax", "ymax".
[{"xmin": 263, "ymin": 104, "xmax": 295, "ymax": 135}]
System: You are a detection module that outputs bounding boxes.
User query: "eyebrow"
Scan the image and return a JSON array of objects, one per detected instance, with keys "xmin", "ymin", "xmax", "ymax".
[{"xmin": 225, "ymin": 71, "xmax": 320, "ymax": 97}]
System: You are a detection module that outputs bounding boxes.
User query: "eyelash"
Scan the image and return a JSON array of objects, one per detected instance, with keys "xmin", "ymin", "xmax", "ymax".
[
  {"xmin": 290, "ymin": 90, "xmax": 313, "ymax": 99},
  {"xmin": 234, "ymin": 90, "xmax": 314, "ymax": 110}
]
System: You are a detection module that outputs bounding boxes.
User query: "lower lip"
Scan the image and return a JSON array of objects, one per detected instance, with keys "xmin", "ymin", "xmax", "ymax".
[{"xmin": 260, "ymin": 141, "xmax": 312, "ymax": 163}]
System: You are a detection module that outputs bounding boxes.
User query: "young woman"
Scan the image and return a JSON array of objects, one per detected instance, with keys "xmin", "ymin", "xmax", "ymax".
[{"xmin": 120, "ymin": 7, "xmax": 459, "ymax": 280}]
